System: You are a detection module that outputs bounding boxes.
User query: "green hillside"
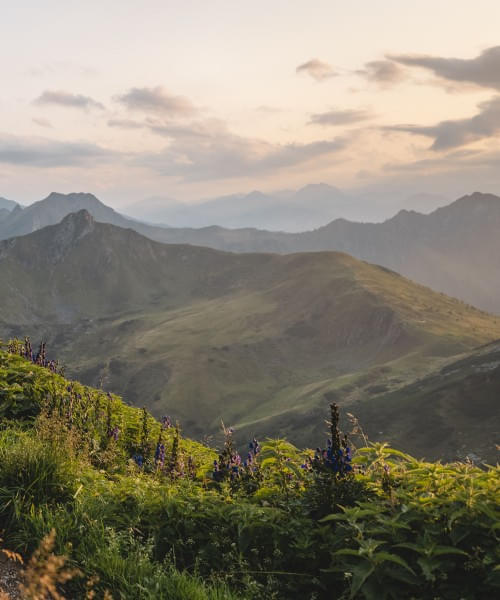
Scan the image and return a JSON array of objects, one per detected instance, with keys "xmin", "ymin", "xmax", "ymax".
[
  {"xmin": 0, "ymin": 348, "xmax": 498, "ymax": 599},
  {"xmin": 351, "ymin": 340, "xmax": 500, "ymax": 462},
  {"xmin": 1, "ymin": 211, "xmax": 500, "ymax": 460}
]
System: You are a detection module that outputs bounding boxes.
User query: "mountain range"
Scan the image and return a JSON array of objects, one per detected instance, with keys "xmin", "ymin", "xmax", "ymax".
[
  {"xmin": 1, "ymin": 209, "xmax": 499, "ymax": 460},
  {"xmin": 1, "ymin": 191, "xmax": 500, "ymax": 313},
  {"xmin": 124, "ymin": 185, "xmax": 450, "ymax": 231}
]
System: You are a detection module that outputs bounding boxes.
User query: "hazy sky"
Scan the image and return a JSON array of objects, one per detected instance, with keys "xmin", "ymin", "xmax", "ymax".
[{"xmin": 2, "ymin": 0, "xmax": 500, "ymax": 208}]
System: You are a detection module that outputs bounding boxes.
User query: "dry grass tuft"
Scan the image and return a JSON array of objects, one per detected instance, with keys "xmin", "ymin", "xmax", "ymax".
[{"xmin": 18, "ymin": 529, "xmax": 81, "ymax": 600}]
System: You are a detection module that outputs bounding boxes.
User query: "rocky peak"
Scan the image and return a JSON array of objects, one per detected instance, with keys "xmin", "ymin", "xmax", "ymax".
[
  {"xmin": 47, "ymin": 210, "xmax": 96, "ymax": 262},
  {"xmin": 59, "ymin": 209, "xmax": 95, "ymax": 236}
]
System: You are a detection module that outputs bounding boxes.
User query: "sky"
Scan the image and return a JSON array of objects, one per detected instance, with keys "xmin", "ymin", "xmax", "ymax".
[{"xmin": 2, "ymin": 0, "xmax": 500, "ymax": 210}]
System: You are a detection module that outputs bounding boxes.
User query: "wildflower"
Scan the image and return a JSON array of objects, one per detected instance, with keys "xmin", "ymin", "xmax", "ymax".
[
  {"xmin": 249, "ymin": 438, "xmax": 260, "ymax": 455},
  {"xmin": 154, "ymin": 442, "xmax": 165, "ymax": 467},
  {"xmin": 109, "ymin": 425, "xmax": 120, "ymax": 441},
  {"xmin": 213, "ymin": 460, "xmax": 224, "ymax": 482},
  {"xmin": 311, "ymin": 403, "xmax": 354, "ymax": 478}
]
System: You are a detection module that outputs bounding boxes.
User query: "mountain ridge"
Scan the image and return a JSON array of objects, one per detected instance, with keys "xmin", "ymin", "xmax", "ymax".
[
  {"xmin": 1, "ymin": 191, "xmax": 500, "ymax": 312},
  {"xmin": 0, "ymin": 196, "xmax": 18, "ymax": 211},
  {"xmin": 1, "ymin": 211, "xmax": 499, "ymax": 458}
]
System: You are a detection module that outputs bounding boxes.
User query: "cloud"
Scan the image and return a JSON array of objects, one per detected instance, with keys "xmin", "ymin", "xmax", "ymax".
[
  {"xmin": 296, "ymin": 59, "xmax": 336, "ymax": 82},
  {"xmin": 107, "ymin": 118, "xmax": 145, "ymax": 129},
  {"xmin": 384, "ymin": 148, "xmax": 483, "ymax": 173},
  {"xmin": 356, "ymin": 60, "xmax": 405, "ymax": 85},
  {"xmin": 0, "ymin": 134, "xmax": 115, "ymax": 167},
  {"xmin": 32, "ymin": 117, "xmax": 53, "ymax": 128},
  {"xmin": 385, "ymin": 96, "xmax": 500, "ymax": 150},
  {"xmin": 389, "ymin": 46, "xmax": 500, "ymax": 90},
  {"xmin": 34, "ymin": 90, "xmax": 104, "ymax": 110},
  {"xmin": 136, "ymin": 119, "xmax": 346, "ymax": 181},
  {"xmin": 309, "ymin": 108, "xmax": 373, "ymax": 126},
  {"xmin": 115, "ymin": 86, "xmax": 197, "ymax": 116},
  {"xmin": 146, "ymin": 118, "xmax": 225, "ymax": 140}
]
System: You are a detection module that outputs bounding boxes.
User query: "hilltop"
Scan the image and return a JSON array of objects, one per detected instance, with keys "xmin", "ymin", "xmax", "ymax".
[{"xmin": 1, "ymin": 211, "xmax": 499, "ymax": 459}]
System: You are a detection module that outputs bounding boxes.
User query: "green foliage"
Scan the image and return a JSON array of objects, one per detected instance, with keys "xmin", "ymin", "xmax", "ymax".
[{"xmin": 0, "ymin": 348, "xmax": 499, "ymax": 599}]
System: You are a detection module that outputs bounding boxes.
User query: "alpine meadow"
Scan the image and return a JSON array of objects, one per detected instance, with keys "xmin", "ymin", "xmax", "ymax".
[{"xmin": 0, "ymin": 2, "xmax": 499, "ymax": 599}]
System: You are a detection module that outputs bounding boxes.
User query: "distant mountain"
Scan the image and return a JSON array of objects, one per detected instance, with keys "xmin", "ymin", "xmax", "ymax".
[
  {"xmin": 126, "ymin": 184, "xmax": 360, "ymax": 231},
  {"xmin": 0, "ymin": 190, "xmax": 216, "ymax": 247},
  {"xmin": 2, "ymin": 191, "xmax": 500, "ymax": 313},
  {"xmin": 0, "ymin": 192, "xmax": 138, "ymax": 239},
  {"xmin": 402, "ymin": 192, "xmax": 450, "ymax": 213},
  {"xmin": 0, "ymin": 208, "xmax": 10, "ymax": 223},
  {"xmin": 1, "ymin": 210, "xmax": 499, "ymax": 459},
  {"xmin": 0, "ymin": 197, "xmax": 19, "ymax": 211},
  {"xmin": 126, "ymin": 187, "xmax": 451, "ymax": 231},
  {"xmin": 130, "ymin": 191, "xmax": 500, "ymax": 314}
]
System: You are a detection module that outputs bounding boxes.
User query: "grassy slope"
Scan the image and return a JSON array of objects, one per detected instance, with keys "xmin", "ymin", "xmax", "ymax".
[
  {"xmin": 45, "ymin": 256, "xmax": 500, "ymax": 457},
  {"xmin": 0, "ymin": 348, "xmax": 215, "ymax": 472},
  {"xmin": 350, "ymin": 340, "xmax": 500, "ymax": 462}
]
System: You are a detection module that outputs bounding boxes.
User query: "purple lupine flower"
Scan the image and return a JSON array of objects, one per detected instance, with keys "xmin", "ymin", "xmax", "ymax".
[
  {"xmin": 161, "ymin": 415, "xmax": 172, "ymax": 429},
  {"xmin": 155, "ymin": 442, "xmax": 165, "ymax": 467}
]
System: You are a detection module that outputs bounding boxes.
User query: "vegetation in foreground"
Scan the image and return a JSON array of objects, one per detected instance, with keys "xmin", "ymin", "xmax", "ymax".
[{"xmin": 0, "ymin": 342, "xmax": 499, "ymax": 599}]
